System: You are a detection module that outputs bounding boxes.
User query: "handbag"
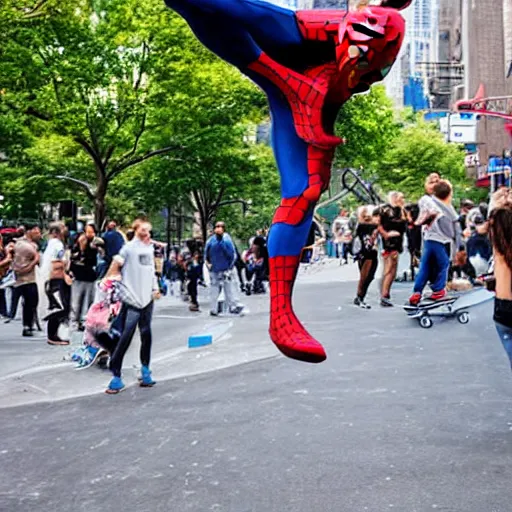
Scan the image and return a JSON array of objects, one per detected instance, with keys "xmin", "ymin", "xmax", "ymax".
[{"xmin": 0, "ymin": 270, "xmax": 15, "ymax": 290}]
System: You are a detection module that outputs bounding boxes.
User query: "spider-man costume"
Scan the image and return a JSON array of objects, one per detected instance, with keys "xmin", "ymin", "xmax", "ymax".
[{"xmin": 164, "ymin": 0, "xmax": 411, "ymax": 363}]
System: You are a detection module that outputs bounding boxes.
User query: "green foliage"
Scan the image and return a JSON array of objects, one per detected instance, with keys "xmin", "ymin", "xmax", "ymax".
[
  {"xmin": 0, "ymin": 2, "xmax": 482, "ymax": 238},
  {"xmin": 216, "ymin": 144, "xmax": 280, "ymax": 242},
  {"xmin": 335, "ymin": 85, "xmax": 400, "ymax": 171},
  {"xmin": 0, "ymin": 0, "xmax": 268, "ymax": 230},
  {"xmin": 332, "ymin": 87, "xmax": 474, "ymax": 206},
  {"xmin": 379, "ymin": 122, "xmax": 467, "ymax": 201}
]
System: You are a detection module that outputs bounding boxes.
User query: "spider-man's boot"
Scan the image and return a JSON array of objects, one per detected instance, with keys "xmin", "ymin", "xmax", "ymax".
[
  {"xmin": 269, "ymin": 255, "xmax": 327, "ymax": 363},
  {"xmin": 248, "ymin": 53, "xmax": 341, "ymax": 149}
]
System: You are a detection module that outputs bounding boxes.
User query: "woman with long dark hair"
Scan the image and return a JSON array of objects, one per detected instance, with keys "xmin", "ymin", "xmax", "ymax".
[{"xmin": 488, "ymin": 191, "xmax": 512, "ymax": 370}]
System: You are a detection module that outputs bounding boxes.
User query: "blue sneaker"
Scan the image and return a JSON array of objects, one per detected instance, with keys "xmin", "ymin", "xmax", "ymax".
[
  {"xmin": 105, "ymin": 376, "xmax": 125, "ymax": 394},
  {"xmin": 76, "ymin": 346, "xmax": 107, "ymax": 371},
  {"xmin": 139, "ymin": 365, "xmax": 156, "ymax": 387}
]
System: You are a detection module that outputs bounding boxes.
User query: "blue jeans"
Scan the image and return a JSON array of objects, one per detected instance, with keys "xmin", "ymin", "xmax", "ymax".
[
  {"xmin": 496, "ymin": 322, "xmax": 512, "ymax": 370},
  {"xmin": 414, "ymin": 240, "xmax": 450, "ymax": 294}
]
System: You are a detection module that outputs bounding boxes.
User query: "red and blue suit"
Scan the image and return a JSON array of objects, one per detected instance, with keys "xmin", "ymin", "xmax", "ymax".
[{"xmin": 164, "ymin": 0, "xmax": 411, "ymax": 363}]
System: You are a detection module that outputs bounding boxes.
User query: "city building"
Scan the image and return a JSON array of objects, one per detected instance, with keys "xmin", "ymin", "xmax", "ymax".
[
  {"xmin": 435, "ymin": 0, "xmax": 512, "ymax": 184},
  {"xmin": 395, "ymin": 0, "xmax": 438, "ymax": 111},
  {"xmin": 268, "ymin": 0, "xmax": 298, "ymax": 8}
]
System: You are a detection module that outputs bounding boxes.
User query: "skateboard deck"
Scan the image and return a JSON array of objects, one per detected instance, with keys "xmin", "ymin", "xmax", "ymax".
[{"xmin": 403, "ymin": 297, "xmax": 457, "ymax": 313}]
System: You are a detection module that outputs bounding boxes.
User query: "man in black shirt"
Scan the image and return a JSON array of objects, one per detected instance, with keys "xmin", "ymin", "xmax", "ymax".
[
  {"xmin": 70, "ymin": 224, "xmax": 99, "ymax": 330},
  {"xmin": 378, "ymin": 192, "xmax": 407, "ymax": 307}
]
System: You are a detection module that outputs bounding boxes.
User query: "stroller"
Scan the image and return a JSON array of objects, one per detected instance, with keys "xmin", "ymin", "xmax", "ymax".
[{"xmin": 71, "ymin": 278, "xmax": 121, "ymax": 369}]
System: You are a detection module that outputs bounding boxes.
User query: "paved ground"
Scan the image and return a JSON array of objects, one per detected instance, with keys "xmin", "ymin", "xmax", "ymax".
[
  {"xmin": 0, "ymin": 260, "xmax": 359, "ymax": 407},
  {"xmin": 2, "ymin": 261, "xmax": 510, "ymax": 512}
]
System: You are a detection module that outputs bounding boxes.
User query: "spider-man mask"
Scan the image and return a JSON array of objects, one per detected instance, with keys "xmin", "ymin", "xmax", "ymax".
[{"xmin": 337, "ymin": 6, "xmax": 405, "ymax": 93}]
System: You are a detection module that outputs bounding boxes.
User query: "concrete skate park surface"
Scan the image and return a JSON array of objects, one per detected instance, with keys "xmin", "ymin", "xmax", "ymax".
[
  {"xmin": 0, "ymin": 257, "xmax": 491, "ymax": 409},
  {"xmin": 0, "ymin": 260, "xmax": 348, "ymax": 408},
  {"xmin": 0, "ymin": 258, "xmax": 382, "ymax": 407},
  {"xmin": 1, "ymin": 259, "xmax": 511, "ymax": 512}
]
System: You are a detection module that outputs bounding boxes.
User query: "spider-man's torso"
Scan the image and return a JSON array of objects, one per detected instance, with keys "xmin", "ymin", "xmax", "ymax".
[{"xmin": 248, "ymin": 7, "xmax": 405, "ymax": 149}]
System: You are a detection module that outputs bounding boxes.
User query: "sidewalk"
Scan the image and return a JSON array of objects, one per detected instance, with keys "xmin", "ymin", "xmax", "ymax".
[
  {"xmin": 0, "ymin": 287, "xmax": 280, "ymax": 408},
  {"xmin": 0, "ymin": 258, "xmax": 373, "ymax": 408}
]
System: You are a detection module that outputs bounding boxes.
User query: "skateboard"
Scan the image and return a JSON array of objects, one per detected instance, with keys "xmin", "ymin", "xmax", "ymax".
[
  {"xmin": 403, "ymin": 297, "xmax": 469, "ymax": 329},
  {"xmin": 403, "ymin": 288, "xmax": 494, "ymax": 329}
]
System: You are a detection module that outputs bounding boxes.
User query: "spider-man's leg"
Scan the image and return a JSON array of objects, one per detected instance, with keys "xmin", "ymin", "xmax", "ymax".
[
  {"xmin": 265, "ymin": 92, "xmax": 335, "ymax": 363},
  {"xmin": 166, "ymin": 2, "xmax": 262, "ymax": 68},
  {"xmin": 166, "ymin": 0, "xmax": 340, "ymax": 147},
  {"xmin": 164, "ymin": 0, "xmax": 303, "ymax": 51}
]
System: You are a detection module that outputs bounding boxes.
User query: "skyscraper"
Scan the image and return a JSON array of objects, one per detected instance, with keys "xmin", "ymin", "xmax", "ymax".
[{"xmin": 404, "ymin": 0, "xmax": 438, "ymax": 109}]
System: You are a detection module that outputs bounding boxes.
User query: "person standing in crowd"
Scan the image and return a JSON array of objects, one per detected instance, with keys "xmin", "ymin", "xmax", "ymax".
[
  {"xmin": 415, "ymin": 173, "xmax": 441, "ymax": 227},
  {"xmin": 69, "ymin": 223, "xmax": 99, "ymax": 330},
  {"xmin": 205, "ymin": 221, "xmax": 244, "ymax": 316},
  {"xmin": 43, "ymin": 224, "xmax": 72, "ymax": 345},
  {"xmin": 106, "ymin": 220, "xmax": 160, "ymax": 394},
  {"xmin": 0, "ymin": 236, "xmax": 13, "ymax": 318},
  {"xmin": 378, "ymin": 192, "xmax": 407, "ymax": 307},
  {"xmin": 409, "ymin": 180, "xmax": 461, "ymax": 305},
  {"xmin": 102, "ymin": 220, "xmax": 125, "ymax": 271},
  {"xmin": 465, "ymin": 214, "xmax": 492, "ymax": 278},
  {"xmin": 152, "ymin": 239, "xmax": 166, "ymax": 292},
  {"xmin": 252, "ymin": 231, "xmax": 269, "ymax": 281},
  {"xmin": 459, "ymin": 199, "xmax": 475, "ymax": 232},
  {"xmin": 11, "ymin": 224, "xmax": 41, "ymax": 336},
  {"xmin": 353, "ymin": 206, "xmax": 379, "ymax": 309},
  {"xmin": 5, "ymin": 234, "xmax": 24, "ymax": 323},
  {"xmin": 234, "ymin": 244, "xmax": 246, "ymax": 292},
  {"xmin": 404, "ymin": 203, "xmax": 422, "ymax": 280},
  {"xmin": 488, "ymin": 190, "xmax": 512, "ymax": 372},
  {"xmin": 332, "ymin": 209, "xmax": 351, "ymax": 265},
  {"xmin": 187, "ymin": 251, "xmax": 203, "ymax": 312}
]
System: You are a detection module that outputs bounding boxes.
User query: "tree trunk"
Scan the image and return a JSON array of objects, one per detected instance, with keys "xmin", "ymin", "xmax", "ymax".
[
  {"xmin": 177, "ymin": 204, "xmax": 183, "ymax": 246},
  {"xmin": 199, "ymin": 210, "xmax": 208, "ymax": 244},
  {"xmin": 166, "ymin": 204, "xmax": 172, "ymax": 257},
  {"xmin": 94, "ymin": 178, "xmax": 108, "ymax": 230}
]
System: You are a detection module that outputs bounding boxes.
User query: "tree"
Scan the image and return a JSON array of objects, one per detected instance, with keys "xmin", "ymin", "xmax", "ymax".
[
  {"xmin": 216, "ymin": 144, "xmax": 280, "ymax": 242},
  {"xmin": 379, "ymin": 122, "xmax": 468, "ymax": 201},
  {"xmin": 334, "ymin": 85, "xmax": 400, "ymax": 172},
  {"xmin": 1, "ymin": 0, "xmax": 267, "ymax": 229}
]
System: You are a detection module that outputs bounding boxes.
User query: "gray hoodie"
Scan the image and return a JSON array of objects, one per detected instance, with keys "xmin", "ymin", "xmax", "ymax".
[{"xmin": 424, "ymin": 197, "xmax": 462, "ymax": 258}]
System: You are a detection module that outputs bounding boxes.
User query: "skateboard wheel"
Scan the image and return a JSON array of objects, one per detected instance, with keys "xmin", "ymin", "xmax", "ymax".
[
  {"xmin": 419, "ymin": 316, "xmax": 433, "ymax": 329},
  {"xmin": 457, "ymin": 312, "xmax": 470, "ymax": 325}
]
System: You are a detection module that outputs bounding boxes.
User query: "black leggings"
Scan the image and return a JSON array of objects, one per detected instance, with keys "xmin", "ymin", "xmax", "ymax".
[
  {"xmin": 0, "ymin": 289, "xmax": 7, "ymax": 317},
  {"xmin": 357, "ymin": 254, "xmax": 378, "ymax": 301},
  {"xmin": 8, "ymin": 286, "xmax": 22, "ymax": 319},
  {"xmin": 110, "ymin": 302, "xmax": 154, "ymax": 378}
]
